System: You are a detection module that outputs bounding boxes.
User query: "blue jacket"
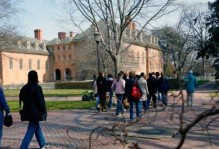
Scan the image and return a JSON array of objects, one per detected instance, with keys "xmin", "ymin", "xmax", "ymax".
[
  {"xmin": 185, "ymin": 73, "xmax": 197, "ymax": 92},
  {"xmin": 0, "ymin": 87, "xmax": 10, "ymax": 114}
]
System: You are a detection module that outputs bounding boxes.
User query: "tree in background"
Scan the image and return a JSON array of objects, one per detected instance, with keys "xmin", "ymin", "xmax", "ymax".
[
  {"xmin": 58, "ymin": 0, "xmax": 176, "ymax": 75},
  {"xmin": 0, "ymin": 0, "xmax": 20, "ymax": 47},
  {"xmin": 205, "ymin": 0, "xmax": 219, "ymax": 71}
]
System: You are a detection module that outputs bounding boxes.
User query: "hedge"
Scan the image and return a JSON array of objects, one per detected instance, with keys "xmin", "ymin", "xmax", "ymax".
[{"xmin": 55, "ymin": 81, "xmax": 93, "ymax": 89}]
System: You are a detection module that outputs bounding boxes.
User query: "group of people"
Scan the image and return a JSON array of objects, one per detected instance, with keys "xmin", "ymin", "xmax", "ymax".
[
  {"xmin": 0, "ymin": 70, "xmax": 48, "ymax": 149},
  {"xmin": 93, "ymin": 70, "xmax": 198, "ymax": 121},
  {"xmin": 93, "ymin": 71, "xmax": 170, "ymax": 121}
]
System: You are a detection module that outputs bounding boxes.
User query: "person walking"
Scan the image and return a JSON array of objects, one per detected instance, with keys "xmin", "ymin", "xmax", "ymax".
[
  {"xmin": 125, "ymin": 71, "xmax": 141, "ymax": 121},
  {"xmin": 146, "ymin": 73, "xmax": 158, "ymax": 110},
  {"xmin": 184, "ymin": 70, "xmax": 197, "ymax": 106},
  {"xmin": 0, "ymin": 79, "xmax": 11, "ymax": 148},
  {"xmin": 19, "ymin": 70, "xmax": 48, "ymax": 149},
  {"xmin": 96, "ymin": 72, "xmax": 107, "ymax": 112},
  {"xmin": 137, "ymin": 72, "xmax": 149, "ymax": 112},
  {"xmin": 106, "ymin": 74, "xmax": 114, "ymax": 109},
  {"xmin": 158, "ymin": 73, "xmax": 169, "ymax": 106},
  {"xmin": 155, "ymin": 72, "xmax": 161, "ymax": 102},
  {"xmin": 111, "ymin": 72, "xmax": 125, "ymax": 116}
]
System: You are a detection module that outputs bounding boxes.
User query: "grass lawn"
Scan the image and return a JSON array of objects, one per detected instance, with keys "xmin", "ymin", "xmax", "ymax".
[
  {"xmin": 8, "ymin": 100, "xmax": 96, "ymax": 112},
  {"xmin": 4, "ymin": 89, "xmax": 92, "ymax": 97}
]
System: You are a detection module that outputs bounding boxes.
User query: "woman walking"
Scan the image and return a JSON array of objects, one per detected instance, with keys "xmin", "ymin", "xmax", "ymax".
[
  {"xmin": 19, "ymin": 70, "xmax": 48, "ymax": 149},
  {"xmin": 111, "ymin": 72, "xmax": 125, "ymax": 116},
  {"xmin": 125, "ymin": 71, "xmax": 141, "ymax": 121}
]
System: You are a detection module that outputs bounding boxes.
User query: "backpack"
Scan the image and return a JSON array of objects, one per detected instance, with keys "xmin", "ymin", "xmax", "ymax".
[{"xmin": 131, "ymin": 81, "xmax": 141, "ymax": 100}]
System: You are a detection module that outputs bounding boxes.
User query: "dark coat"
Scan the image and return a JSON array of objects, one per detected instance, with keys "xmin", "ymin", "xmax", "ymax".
[
  {"xmin": 19, "ymin": 83, "xmax": 47, "ymax": 122},
  {"xmin": 147, "ymin": 76, "xmax": 157, "ymax": 94},
  {"xmin": 125, "ymin": 77, "xmax": 136, "ymax": 101},
  {"xmin": 96, "ymin": 76, "xmax": 107, "ymax": 98},
  {"xmin": 158, "ymin": 77, "xmax": 169, "ymax": 94}
]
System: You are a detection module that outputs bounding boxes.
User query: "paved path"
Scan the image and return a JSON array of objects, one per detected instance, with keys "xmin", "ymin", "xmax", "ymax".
[{"xmin": 2, "ymin": 81, "xmax": 219, "ymax": 149}]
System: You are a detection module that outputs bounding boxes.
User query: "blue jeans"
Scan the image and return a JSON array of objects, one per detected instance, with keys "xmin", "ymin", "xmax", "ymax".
[
  {"xmin": 107, "ymin": 91, "xmax": 113, "ymax": 109},
  {"xmin": 115, "ymin": 94, "xmax": 124, "ymax": 115},
  {"xmin": 0, "ymin": 110, "xmax": 3, "ymax": 147},
  {"xmin": 20, "ymin": 122, "xmax": 46, "ymax": 149},
  {"xmin": 129, "ymin": 99, "xmax": 140, "ymax": 120},
  {"xmin": 161, "ymin": 93, "xmax": 168, "ymax": 106},
  {"xmin": 95, "ymin": 96, "xmax": 100, "ymax": 109}
]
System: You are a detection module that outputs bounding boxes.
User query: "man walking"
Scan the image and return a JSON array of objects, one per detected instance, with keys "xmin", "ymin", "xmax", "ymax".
[{"xmin": 185, "ymin": 70, "xmax": 197, "ymax": 106}]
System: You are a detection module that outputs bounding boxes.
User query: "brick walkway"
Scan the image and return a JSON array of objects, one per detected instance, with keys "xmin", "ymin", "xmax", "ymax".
[{"xmin": 2, "ymin": 82, "xmax": 219, "ymax": 149}]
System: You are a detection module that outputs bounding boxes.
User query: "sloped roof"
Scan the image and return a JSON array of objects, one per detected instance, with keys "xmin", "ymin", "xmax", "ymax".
[
  {"xmin": 47, "ymin": 36, "xmax": 74, "ymax": 45},
  {"xmin": 72, "ymin": 20, "xmax": 160, "ymax": 49},
  {"xmin": 0, "ymin": 36, "xmax": 49, "ymax": 55}
]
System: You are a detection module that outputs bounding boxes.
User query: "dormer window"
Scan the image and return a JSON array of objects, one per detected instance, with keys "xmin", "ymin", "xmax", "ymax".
[
  {"xmin": 35, "ymin": 43, "xmax": 39, "ymax": 50},
  {"xmin": 17, "ymin": 41, "xmax": 22, "ymax": 48},
  {"xmin": 43, "ymin": 43, "xmax": 46, "ymax": 50},
  {"xmin": 27, "ymin": 41, "xmax": 30, "ymax": 49}
]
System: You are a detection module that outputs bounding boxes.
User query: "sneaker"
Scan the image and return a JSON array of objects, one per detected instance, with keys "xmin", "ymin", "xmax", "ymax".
[
  {"xmin": 41, "ymin": 143, "xmax": 49, "ymax": 149},
  {"xmin": 45, "ymin": 143, "xmax": 49, "ymax": 148},
  {"xmin": 116, "ymin": 113, "xmax": 122, "ymax": 117}
]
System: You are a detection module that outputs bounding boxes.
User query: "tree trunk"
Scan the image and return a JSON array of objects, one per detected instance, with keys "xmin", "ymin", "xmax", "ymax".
[{"xmin": 202, "ymin": 56, "xmax": 206, "ymax": 79}]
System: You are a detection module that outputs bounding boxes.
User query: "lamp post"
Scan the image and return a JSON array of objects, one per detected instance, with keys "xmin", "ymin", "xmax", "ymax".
[{"xmin": 94, "ymin": 31, "xmax": 101, "ymax": 73}]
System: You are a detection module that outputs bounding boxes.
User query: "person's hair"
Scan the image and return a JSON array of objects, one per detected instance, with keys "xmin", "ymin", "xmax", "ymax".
[
  {"xmin": 149, "ymin": 73, "xmax": 152, "ymax": 77},
  {"xmin": 123, "ymin": 72, "xmax": 128, "ymax": 80},
  {"xmin": 129, "ymin": 71, "xmax": 136, "ymax": 78},
  {"xmin": 140, "ymin": 72, "xmax": 145, "ymax": 77},
  {"xmin": 155, "ymin": 72, "xmax": 160, "ymax": 77},
  {"xmin": 107, "ymin": 73, "xmax": 113, "ymax": 78},
  {"xmin": 98, "ymin": 71, "xmax": 104, "ymax": 78},
  {"xmin": 28, "ymin": 70, "xmax": 39, "ymax": 83}
]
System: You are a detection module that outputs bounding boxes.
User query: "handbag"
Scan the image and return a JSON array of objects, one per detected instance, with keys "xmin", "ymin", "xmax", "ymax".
[
  {"xmin": 4, "ymin": 114, "xmax": 13, "ymax": 127},
  {"xmin": 131, "ymin": 81, "xmax": 142, "ymax": 100}
]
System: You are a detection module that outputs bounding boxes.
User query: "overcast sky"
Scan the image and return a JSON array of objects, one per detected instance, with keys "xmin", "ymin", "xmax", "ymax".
[{"xmin": 19, "ymin": 0, "xmax": 214, "ymax": 40}]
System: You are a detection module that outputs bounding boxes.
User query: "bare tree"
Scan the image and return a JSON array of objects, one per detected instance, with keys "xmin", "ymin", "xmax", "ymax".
[
  {"xmin": 179, "ymin": 3, "xmax": 210, "ymax": 79},
  {"xmin": 0, "ymin": 0, "xmax": 20, "ymax": 47},
  {"xmin": 57, "ymin": 0, "xmax": 177, "ymax": 75}
]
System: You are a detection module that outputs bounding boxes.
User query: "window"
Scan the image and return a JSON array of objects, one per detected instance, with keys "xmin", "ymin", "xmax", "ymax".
[
  {"xmin": 43, "ymin": 43, "xmax": 46, "ymax": 50},
  {"xmin": 63, "ymin": 46, "xmax": 65, "ymax": 50},
  {"xmin": 19, "ymin": 59, "xmax": 23, "ymax": 70},
  {"xmin": 58, "ymin": 55, "xmax": 60, "ymax": 61},
  {"xmin": 57, "ymin": 47, "xmax": 60, "ymax": 50},
  {"xmin": 17, "ymin": 41, "xmax": 22, "ymax": 48},
  {"xmin": 35, "ymin": 43, "xmax": 39, "ymax": 50},
  {"xmin": 9, "ymin": 58, "xmax": 13, "ymax": 69},
  {"xmin": 29, "ymin": 59, "xmax": 32, "ymax": 70},
  {"xmin": 69, "ymin": 45, "xmax": 71, "ymax": 50},
  {"xmin": 37, "ymin": 60, "xmax": 40, "ymax": 70},
  {"xmin": 142, "ymin": 52, "xmax": 145, "ymax": 64},
  {"xmin": 27, "ymin": 41, "xmax": 30, "ymax": 49},
  {"xmin": 45, "ymin": 62, "xmax": 48, "ymax": 71},
  {"xmin": 137, "ymin": 52, "xmax": 139, "ymax": 64},
  {"xmin": 69, "ymin": 54, "xmax": 71, "ymax": 60}
]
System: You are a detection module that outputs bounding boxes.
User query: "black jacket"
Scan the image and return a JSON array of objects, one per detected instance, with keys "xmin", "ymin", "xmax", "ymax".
[
  {"xmin": 19, "ymin": 83, "xmax": 47, "ymax": 122},
  {"xmin": 147, "ymin": 76, "xmax": 157, "ymax": 94}
]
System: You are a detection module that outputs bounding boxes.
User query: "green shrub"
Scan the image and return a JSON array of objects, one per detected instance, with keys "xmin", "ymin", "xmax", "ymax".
[{"xmin": 55, "ymin": 81, "xmax": 93, "ymax": 89}]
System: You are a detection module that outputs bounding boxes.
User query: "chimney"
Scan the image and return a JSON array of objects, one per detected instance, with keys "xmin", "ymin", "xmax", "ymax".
[
  {"xmin": 131, "ymin": 22, "xmax": 136, "ymax": 30},
  {"xmin": 34, "ymin": 29, "xmax": 43, "ymax": 41},
  {"xmin": 58, "ymin": 32, "xmax": 66, "ymax": 40},
  {"xmin": 125, "ymin": 17, "xmax": 136, "ymax": 30},
  {"xmin": 69, "ymin": 31, "xmax": 74, "ymax": 37}
]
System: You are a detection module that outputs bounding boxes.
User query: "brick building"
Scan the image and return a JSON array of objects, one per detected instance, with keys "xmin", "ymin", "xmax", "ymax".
[
  {"xmin": 0, "ymin": 29, "xmax": 52, "ymax": 85},
  {"xmin": 0, "ymin": 23, "xmax": 163, "ymax": 85}
]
